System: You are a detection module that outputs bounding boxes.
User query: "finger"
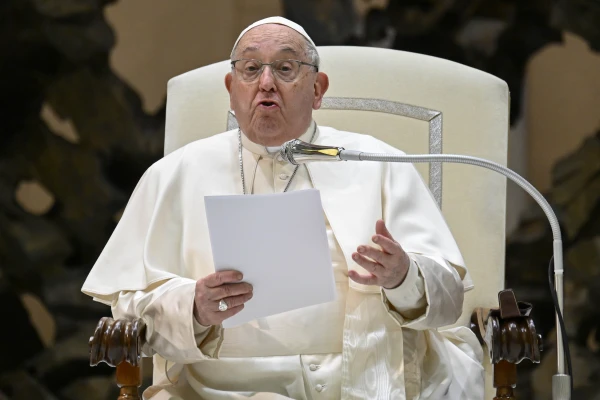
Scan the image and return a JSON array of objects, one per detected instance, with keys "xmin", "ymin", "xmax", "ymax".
[
  {"xmin": 209, "ymin": 282, "xmax": 253, "ymax": 301},
  {"xmin": 212, "ymin": 292, "xmax": 253, "ymax": 311},
  {"xmin": 203, "ymin": 271, "xmax": 244, "ymax": 288},
  {"xmin": 372, "ymin": 234, "xmax": 400, "ymax": 255},
  {"xmin": 376, "ymin": 219, "xmax": 394, "ymax": 241},
  {"xmin": 216, "ymin": 304, "xmax": 245, "ymax": 323},
  {"xmin": 357, "ymin": 245, "xmax": 392, "ymax": 265},
  {"xmin": 348, "ymin": 270, "xmax": 378, "ymax": 286},
  {"xmin": 352, "ymin": 252, "xmax": 385, "ymax": 276}
]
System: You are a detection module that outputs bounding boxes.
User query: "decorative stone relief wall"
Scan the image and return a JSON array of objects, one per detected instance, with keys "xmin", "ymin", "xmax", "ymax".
[{"xmin": 0, "ymin": 0, "xmax": 162, "ymax": 397}]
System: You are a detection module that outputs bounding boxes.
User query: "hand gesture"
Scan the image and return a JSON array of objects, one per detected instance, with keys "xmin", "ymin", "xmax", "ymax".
[{"xmin": 349, "ymin": 220, "xmax": 410, "ymax": 289}]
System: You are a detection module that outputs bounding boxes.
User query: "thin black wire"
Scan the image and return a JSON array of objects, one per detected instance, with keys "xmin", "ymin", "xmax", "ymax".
[{"xmin": 548, "ymin": 256, "xmax": 573, "ymax": 393}]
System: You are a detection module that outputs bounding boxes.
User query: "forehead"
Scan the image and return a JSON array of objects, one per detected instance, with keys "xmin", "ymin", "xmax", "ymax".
[{"xmin": 235, "ymin": 24, "xmax": 306, "ymax": 56}]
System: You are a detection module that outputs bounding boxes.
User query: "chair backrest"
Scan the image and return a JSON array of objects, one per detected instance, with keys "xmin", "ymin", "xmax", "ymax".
[{"xmin": 164, "ymin": 46, "xmax": 509, "ymax": 397}]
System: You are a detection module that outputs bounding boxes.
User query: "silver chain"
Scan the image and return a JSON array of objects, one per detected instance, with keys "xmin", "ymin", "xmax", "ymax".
[{"xmin": 238, "ymin": 125, "xmax": 316, "ymax": 195}]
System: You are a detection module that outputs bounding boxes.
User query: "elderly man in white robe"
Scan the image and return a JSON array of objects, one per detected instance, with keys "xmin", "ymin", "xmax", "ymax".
[{"xmin": 82, "ymin": 17, "xmax": 485, "ymax": 400}]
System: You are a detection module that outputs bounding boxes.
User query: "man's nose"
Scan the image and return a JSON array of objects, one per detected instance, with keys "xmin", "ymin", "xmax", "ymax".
[{"xmin": 258, "ymin": 65, "xmax": 277, "ymax": 91}]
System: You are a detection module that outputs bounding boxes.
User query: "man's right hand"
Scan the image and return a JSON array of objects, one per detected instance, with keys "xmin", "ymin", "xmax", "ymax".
[{"xmin": 194, "ymin": 270, "xmax": 253, "ymax": 326}]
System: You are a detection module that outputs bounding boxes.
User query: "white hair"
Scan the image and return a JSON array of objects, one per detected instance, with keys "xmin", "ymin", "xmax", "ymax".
[{"xmin": 304, "ymin": 37, "xmax": 320, "ymax": 68}]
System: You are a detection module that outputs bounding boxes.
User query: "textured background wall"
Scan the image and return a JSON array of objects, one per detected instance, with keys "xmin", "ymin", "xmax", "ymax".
[
  {"xmin": 105, "ymin": 0, "xmax": 282, "ymax": 114},
  {"xmin": 527, "ymin": 32, "xmax": 600, "ymax": 192},
  {"xmin": 0, "ymin": 1, "xmax": 598, "ymax": 399}
]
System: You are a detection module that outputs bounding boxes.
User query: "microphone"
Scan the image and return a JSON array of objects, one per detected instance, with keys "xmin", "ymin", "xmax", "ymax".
[
  {"xmin": 281, "ymin": 139, "xmax": 572, "ymax": 400},
  {"xmin": 278, "ymin": 138, "xmax": 382, "ymax": 163},
  {"xmin": 279, "ymin": 139, "xmax": 349, "ymax": 164}
]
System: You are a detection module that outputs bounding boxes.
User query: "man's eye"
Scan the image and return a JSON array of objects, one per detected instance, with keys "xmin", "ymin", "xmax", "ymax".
[
  {"xmin": 278, "ymin": 63, "xmax": 293, "ymax": 72},
  {"xmin": 245, "ymin": 66, "xmax": 259, "ymax": 72}
]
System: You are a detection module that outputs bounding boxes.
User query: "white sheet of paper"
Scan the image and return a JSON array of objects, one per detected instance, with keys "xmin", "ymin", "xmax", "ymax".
[{"xmin": 204, "ymin": 189, "xmax": 336, "ymax": 328}]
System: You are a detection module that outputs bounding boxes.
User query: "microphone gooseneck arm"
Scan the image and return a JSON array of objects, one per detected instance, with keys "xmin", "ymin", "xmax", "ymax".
[{"xmin": 280, "ymin": 139, "xmax": 571, "ymax": 400}]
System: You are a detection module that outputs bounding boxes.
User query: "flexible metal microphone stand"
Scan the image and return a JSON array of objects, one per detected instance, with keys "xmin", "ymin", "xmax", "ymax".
[{"xmin": 281, "ymin": 139, "xmax": 572, "ymax": 400}]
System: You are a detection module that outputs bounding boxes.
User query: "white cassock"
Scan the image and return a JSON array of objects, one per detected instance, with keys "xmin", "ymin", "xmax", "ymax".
[{"xmin": 82, "ymin": 121, "xmax": 485, "ymax": 399}]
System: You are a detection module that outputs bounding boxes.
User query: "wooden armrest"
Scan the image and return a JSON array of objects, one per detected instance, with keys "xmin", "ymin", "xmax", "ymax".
[
  {"xmin": 471, "ymin": 289, "xmax": 543, "ymax": 400},
  {"xmin": 89, "ymin": 317, "xmax": 147, "ymax": 400}
]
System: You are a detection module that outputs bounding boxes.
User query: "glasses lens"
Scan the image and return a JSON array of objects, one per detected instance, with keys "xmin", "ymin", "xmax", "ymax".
[
  {"xmin": 236, "ymin": 60, "xmax": 262, "ymax": 81},
  {"xmin": 272, "ymin": 60, "xmax": 300, "ymax": 82}
]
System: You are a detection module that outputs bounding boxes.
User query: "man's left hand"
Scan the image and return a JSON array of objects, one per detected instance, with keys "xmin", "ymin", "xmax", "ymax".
[{"xmin": 349, "ymin": 219, "xmax": 410, "ymax": 289}]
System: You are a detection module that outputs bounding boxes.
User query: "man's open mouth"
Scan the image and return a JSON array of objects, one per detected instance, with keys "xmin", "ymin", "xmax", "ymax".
[{"xmin": 259, "ymin": 101, "xmax": 279, "ymax": 108}]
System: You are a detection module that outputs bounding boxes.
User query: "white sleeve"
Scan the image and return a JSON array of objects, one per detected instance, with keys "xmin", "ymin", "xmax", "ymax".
[
  {"xmin": 111, "ymin": 277, "xmax": 223, "ymax": 364},
  {"xmin": 381, "ymin": 256, "xmax": 427, "ymax": 319},
  {"xmin": 382, "ymin": 254, "xmax": 464, "ymax": 330}
]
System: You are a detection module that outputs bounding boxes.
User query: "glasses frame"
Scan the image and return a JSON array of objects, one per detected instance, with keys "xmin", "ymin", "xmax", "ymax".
[{"xmin": 230, "ymin": 58, "xmax": 319, "ymax": 82}]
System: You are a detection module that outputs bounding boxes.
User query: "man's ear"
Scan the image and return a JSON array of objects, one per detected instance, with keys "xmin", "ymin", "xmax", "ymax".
[
  {"xmin": 225, "ymin": 72, "xmax": 233, "ymax": 109},
  {"xmin": 312, "ymin": 72, "xmax": 329, "ymax": 110},
  {"xmin": 225, "ymin": 72, "xmax": 233, "ymax": 93}
]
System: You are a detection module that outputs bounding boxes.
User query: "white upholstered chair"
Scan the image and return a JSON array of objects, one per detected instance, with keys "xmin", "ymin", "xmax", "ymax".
[
  {"xmin": 90, "ymin": 47, "xmax": 541, "ymax": 400},
  {"xmin": 164, "ymin": 46, "xmax": 508, "ymax": 398}
]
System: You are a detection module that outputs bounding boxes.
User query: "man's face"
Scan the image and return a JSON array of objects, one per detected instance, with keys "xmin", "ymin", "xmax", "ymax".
[{"xmin": 225, "ymin": 24, "xmax": 329, "ymax": 146}]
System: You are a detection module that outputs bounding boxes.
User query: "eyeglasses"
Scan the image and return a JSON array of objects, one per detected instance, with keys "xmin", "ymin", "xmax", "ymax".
[{"xmin": 230, "ymin": 59, "xmax": 319, "ymax": 82}]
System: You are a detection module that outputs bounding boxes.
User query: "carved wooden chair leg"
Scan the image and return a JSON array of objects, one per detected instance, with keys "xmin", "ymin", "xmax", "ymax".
[
  {"xmin": 493, "ymin": 360, "xmax": 517, "ymax": 400},
  {"xmin": 89, "ymin": 317, "xmax": 147, "ymax": 400},
  {"xmin": 116, "ymin": 360, "xmax": 142, "ymax": 400},
  {"xmin": 472, "ymin": 289, "xmax": 543, "ymax": 400}
]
